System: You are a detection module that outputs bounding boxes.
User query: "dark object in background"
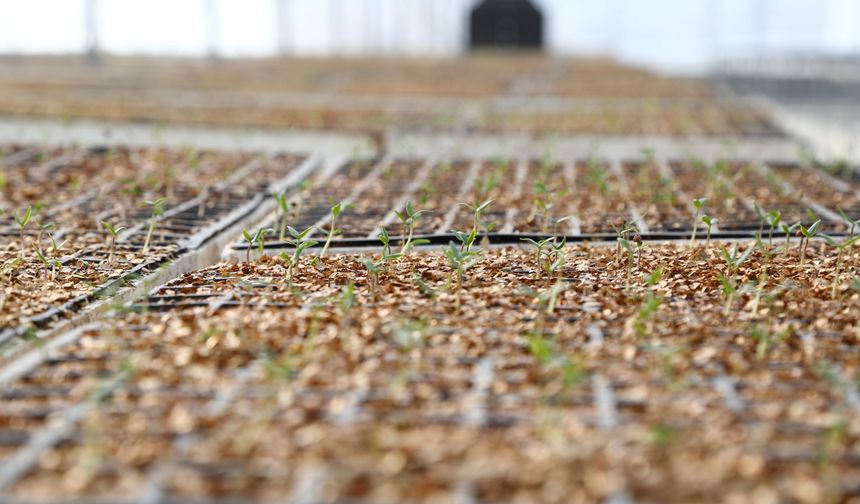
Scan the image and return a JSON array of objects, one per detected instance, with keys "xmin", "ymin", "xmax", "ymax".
[{"xmin": 469, "ymin": 0, "xmax": 544, "ymax": 50}]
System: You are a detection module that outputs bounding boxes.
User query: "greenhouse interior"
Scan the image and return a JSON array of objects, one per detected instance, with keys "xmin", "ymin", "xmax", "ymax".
[{"xmin": 1, "ymin": 0, "xmax": 860, "ymax": 503}]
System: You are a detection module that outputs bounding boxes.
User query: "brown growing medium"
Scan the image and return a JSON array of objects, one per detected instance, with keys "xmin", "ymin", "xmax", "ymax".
[
  {"xmin": 0, "ymin": 56, "xmax": 780, "ymax": 138},
  {"xmin": 622, "ymin": 160, "xmax": 693, "ymax": 232},
  {"xmin": 4, "ymin": 245, "xmax": 860, "ymax": 503},
  {"xmin": 1, "ymin": 146, "xmax": 305, "ymax": 338},
  {"xmin": 0, "ymin": 242, "xmax": 176, "ymax": 330}
]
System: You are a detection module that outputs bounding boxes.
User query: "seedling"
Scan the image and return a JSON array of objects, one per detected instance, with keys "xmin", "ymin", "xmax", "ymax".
[
  {"xmin": 618, "ymin": 238, "xmax": 636, "ymax": 290},
  {"xmin": 358, "ymin": 252, "xmax": 402, "ymax": 298},
  {"xmin": 278, "ymin": 226, "xmax": 318, "ymax": 284},
  {"xmin": 586, "ymin": 158, "xmax": 609, "ymax": 193},
  {"xmin": 294, "ymin": 179, "xmax": 312, "ymax": 220},
  {"xmin": 520, "ymin": 236, "xmax": 567, "ymax": 279},
  {"xmin": 412, "ymin": 273, "xmax": 437, "ymax": 298},
  {"xmin": 821, "ymin": 234, "xmax": 860, "ymax": 299},
  {"xmin": 242, "ymin": 227, "xmax": 272, "ymax": 262},
  {"xmin": 838, "ymin": 208, "xmax": 860, "ymax": 266},
  {"xmin": 142, "ymin": 198, "xmax": 165, "ymax": 255},
  {"xmin": 753, "ymin": 202, "xmax": 767, "ymax": 237},
  {"xmin": 33, "ymin": 246, "xmax": 51, "ymax": 280},
  {"xmin": 453, "ymin": 228, "xmax": 478, "ymax": 253},
  {"xmin": 521, "ymin": 237, "xmax": 553, "ymax": 278},
  {"xmin": 633, "ymin": 267, "xmax": 664, "ymax": 338},
  {"xmin": 527, "ymin": 332, "xmax": 555, "ymax": 366},
  {"xmin": 320, "ymin": 201, "xmax": 347, "ymax": 258},
  {"xmin": 750, "ymin": 324, "xmax": 788, "ymax": 361},
  {"xmin": 459, "ymin": 199, "xmax": 493, "ymax": 251},
  {"xmin": 701, "ymin": 215, "xmax": 716, "ymax": 247},
  {"xmin": 766, "ymin": 210, "xmax": 782, "ymax": 245},
  {"xmin": 378, "ymin": 226, "xmax": 392, "ymax": 256},
  {"xmin": 36, "ymin": 222, "xmax": 54, "ymax": 251},
  {"xmin": 719, "ymin": 243, "xmax": 754, "ymax": 314},
  {"xmin": 0, "ymin": 258, "xmax": 23, "ymax": 282},
  {"xmin": 797, "ymin": 219, "xmax": 822, "ymax": 268},
  {"xmin": 394, "ymin": 200, "xmax": 429, "ymax": 254},
  {"xmin": 611, "ymin": 220, "xmax": 636, "ymax": 262},
  {"xmin": 689, "ymin": 198, "xmax": 706, "ymax": 246},
  {"xmin": 444, "ymin": 242, "xmax": 483, "ymax": 287},
  {"xmin": 101, "ymin": 221, "xmax": 126, "ymax": 266},
  {"xmin": 517, "ymin": 280, "xmax": 567, "ymax": 335},
  {"xmin": 780, "ymin": 221, "xmax": 800, "ymax": 249},
  {"xmin": 273, "ymin": 192, "xmax": 290, "ymax": 241},
  {"xmin": 838, "ymin": 208, "xmax": 860, "ymax": 239},
  {"xmin": 14, "ymin": 205, "xmax": 32, "ymax": 256}
]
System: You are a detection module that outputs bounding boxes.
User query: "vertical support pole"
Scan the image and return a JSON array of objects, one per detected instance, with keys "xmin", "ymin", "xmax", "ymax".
[
  {"xmin": 276, "ymin": 0, "xmax": 291, "ymax": 56},
  {"xmin": 203, "ymin": 0, "xmax": 219, "ymax": 60},
  {"xmin": 84, "ymin": 0, "xmax": 100, "ymax": 66}
]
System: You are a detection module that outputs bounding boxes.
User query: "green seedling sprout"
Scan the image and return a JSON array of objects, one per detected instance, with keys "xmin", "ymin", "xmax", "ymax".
[
  {"xmin": 0, "ymin": 258, "xmax": 23, "ymax": 282},
  {"xmin": 618, "ymin": 238, "xmax": 636, "ymax": 290},
  {"xmin": 412, "ymin": 272, "xmax": 437, "ymax": 298},
  {"xmin": 142, "ymin": 198, "xmax": 165, "ymax": 255},
  {"xmin": 753, "ymin": 202, "xmax": 766, "ymax": 237},
  {"xmin": 754, "ymin": 235, "xmax": 777, "ymax": 283},
  {"xmin": 517, "ymin": 280, "xmax": 567, "ymax": 340},
  {"xmin": 798, "ymin": 219, "xmax": 822, "ymax": 268},
  {"xmin": 278, "ymin": 226, "xmax": 318, "ymax": 284},
  {"xmin": 838, "ymin": 208, "xmax": 860, "ymax": 239},
  {"xmin": 101, "ymin": 221, "xmax": 126, "ymax": 266},
  {"xmin": 780, "ymin": 221, "xmax": 800, "ymax": 250},
  {"xmin": 689, "ymin": 198, "xmax": 706, "ymax": 246},
  {"xmin": 701, "ymin": 215, "xmax": 716, "ymax": 247},
  {"xmin": 242, "ymin": 227, "xmax": 272, "ymax": 262},
  {"xmin": 838, "ymin": 208, "xmax": 860, "ymax": 266},
  {"xmin": 545, "ymin": 237, "xmax": 567, "ymax": 277},
  {"xmin": 611, "ymin": 220, "xmax": 635, "ymax": 261},
  {"xmin": 444, "ymin": 242, "xmax": 483, "ymax": 288},
  {"xmin": 358, "ymin": 252, "xmax": 402, "ymax": 299},
  {"xmin": 394, "ymin": 200, "xmax": 430, "ymax": 255},
  {"xmin": 521, "ymin": 236, "xmax": 553, "ymax": 278},
  {"xmin": 14, "ymin": 205, "xmax": 32, "ymax": 256},
  {"xmin": 459, "ymin": 199, "xmax": 494, "ymax": 251},
  {"xmin": 273, "ymin": 192, "xmax": 290, "ymax": 241},
  {"xmin": 719, "ymin": 243, "xmax": 755, "ymax": 314},
  {"xmin": 633, "ymin": 267, "xmax": 664, "ymax": 338},
  {"xmin": 33, "ymin": 245, "xmax": 50, "ymax": 280},
  {"xmin": 821, "ymin": 234, "xmax": 860, "ymax": 299},
  {"xmin": 339, "ymin": 282, "xmax": 357, "ymax": 329},
  {"xmin": 453, "ymin": 229, "xmax": 478, "ymax": 253},
  {"xmin": 36, "ymin": 222, "xmax": 54, "ymax": 251},
  {"xmin": 586, "ymin": 158, "xmax": 609, "ymax": 193},
  {"xmin": 520, "ymin": 236, "xmax": 567, "ymax": 279},
  {"xmin": 766, "ymin": 209, "xmax": 782, "ymax": 245},
  {"xmin": 320, "ymin": 201, "xmax": 347, "ymax": 259},
  {"xmin": 751, "ymin": 324, "xmax": 788, "ymax": 361},
  {"xmin": 528, "ymin": 332, "xmax": 555, "ymax": 366},
  {"xmin": 378, "ymin": 226, "xmax": 392, "ymax": 257}
]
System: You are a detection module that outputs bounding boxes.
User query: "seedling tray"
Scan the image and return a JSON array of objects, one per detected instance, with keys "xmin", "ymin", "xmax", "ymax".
[
  {"xmin": 233, "ymin": 155, "xmax": 860, "ymax": 260},
  {"xmin": 1, "ymin": 245, "xmax": 859, "ymax": 503},
  {"xmin": 2, "ymin": 144, "xmax": 315, "ymax": 359}
]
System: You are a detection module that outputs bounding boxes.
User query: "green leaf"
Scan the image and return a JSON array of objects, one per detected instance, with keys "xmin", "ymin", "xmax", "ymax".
[
  {"xmin": 809, "ymin": 219, "xmax": 821, "ymax": 236},
  {"xmin": 14, "ymin": 206, "xmax": 32, "ymax": 227},
  {"xmin": 821, "ymin": 234, "xmax": 838, "ymax": 247},
  {"xmin": 476, "ymin": 199, "xmax": 494, "ymax": 213}
]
